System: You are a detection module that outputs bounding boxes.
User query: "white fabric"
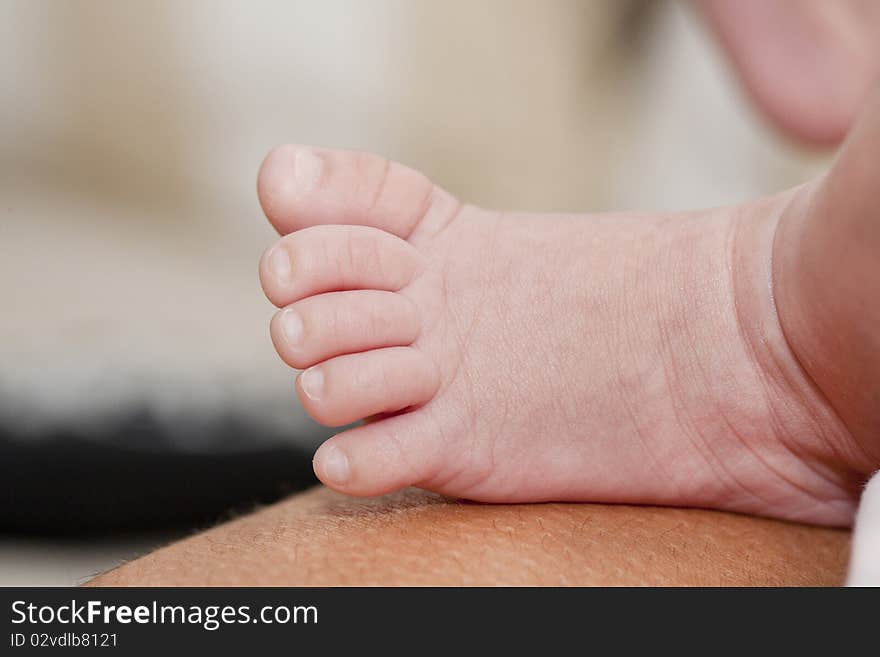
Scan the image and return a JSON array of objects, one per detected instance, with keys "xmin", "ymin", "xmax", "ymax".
[{"xmin": 847, "ymin": 472, "xmax": 880, "ymax": 586}]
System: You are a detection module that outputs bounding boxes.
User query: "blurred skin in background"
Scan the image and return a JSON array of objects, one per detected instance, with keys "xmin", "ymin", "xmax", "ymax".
[
  {"xmin": 2, "ymin": 0, "xmax": 880, "ymax": 585},
  {"xmin": 703, "ymin": 0, "xmax": 880, "ymax": 145}
]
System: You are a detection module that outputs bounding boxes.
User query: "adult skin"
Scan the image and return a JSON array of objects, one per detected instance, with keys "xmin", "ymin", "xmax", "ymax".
[{"xmin": 88, "ymin": 487, "xmax": 849, "ymax": 586}]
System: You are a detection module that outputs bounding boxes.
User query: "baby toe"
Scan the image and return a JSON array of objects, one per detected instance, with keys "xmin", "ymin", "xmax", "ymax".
[
  {"xmin": 296, "ymin": 346, "xmax": 439, "ymax": 427},
  {"xmin": 271, "ymin": 290, "xmax": 420, "ymax": 369},
  {"xmin": 259, "ymin": 224, "xmax": 422, "ymax": 307}
]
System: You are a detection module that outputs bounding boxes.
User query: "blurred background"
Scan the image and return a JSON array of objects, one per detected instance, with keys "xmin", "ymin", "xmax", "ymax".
[{"xmin": 0, "ymin": 0, "xmax": 828, "ymax": 584}]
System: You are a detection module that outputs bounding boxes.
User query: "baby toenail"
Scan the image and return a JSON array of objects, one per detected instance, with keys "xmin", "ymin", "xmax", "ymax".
[
  {"xmin": 319, "ymin": 443, "xmax": 350, "ymax": 485},
  {"xmin": 293, "ymin": 149, "xmax": 322, "ymax": 195},
  {"xmin": 268, "ymin": 246, "xmax": 292, "ymax": 283},
  {"xmin": 300, "ymin": 367, "xmax": 324, "ymax": 400},
  {"xmin": 280, "ymin": 309, "xmax": 303, "ymax": 346}
]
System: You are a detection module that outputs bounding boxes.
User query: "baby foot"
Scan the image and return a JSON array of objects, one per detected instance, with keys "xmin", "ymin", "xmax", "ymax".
[{"xmin": 257, "ymin": 96, "xmax": 880, "ymax": 526}]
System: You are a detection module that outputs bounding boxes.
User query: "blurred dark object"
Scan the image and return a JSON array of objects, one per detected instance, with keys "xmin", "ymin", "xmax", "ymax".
[{"xmin": 0, "ymin": 428, "xmax": 317, "ymax": 535}]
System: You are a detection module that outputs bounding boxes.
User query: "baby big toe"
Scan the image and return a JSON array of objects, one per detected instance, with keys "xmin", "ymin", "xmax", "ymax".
[{"xmin": 258, "ymin": 144, "xmax": 450, "ymax": 240}]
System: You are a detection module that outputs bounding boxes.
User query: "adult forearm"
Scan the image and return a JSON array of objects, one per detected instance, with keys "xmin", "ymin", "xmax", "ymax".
[{"xmin": 86, "ymin": 487, "xmax": 849, "ymax": 586}]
